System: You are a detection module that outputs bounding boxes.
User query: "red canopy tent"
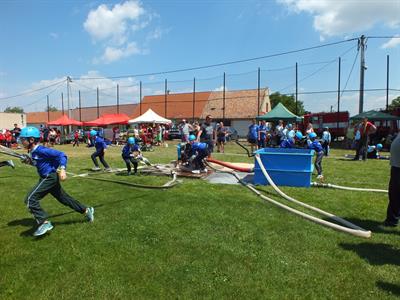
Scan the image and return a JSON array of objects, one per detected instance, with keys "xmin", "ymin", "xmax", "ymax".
[
  {"xmin": 83, "ymin": 113, "xmax": 130, "ymax": 126},
  {"xmin": 47, "ymin": 114, "xmax": 83, "ymax": 126}
]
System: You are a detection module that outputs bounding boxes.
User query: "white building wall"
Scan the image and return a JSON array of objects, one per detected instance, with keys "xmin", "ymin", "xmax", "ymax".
[
  {"xmin": 0, "ymin": 113, "xmax": 26, "ymax": 129},
  {"xmin": 231, "ymin": 119, "xmax": 251, "ymax": 138}
]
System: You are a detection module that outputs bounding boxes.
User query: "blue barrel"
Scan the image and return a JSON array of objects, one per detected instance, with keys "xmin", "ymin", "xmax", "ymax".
[{"xmin": 253, "ymin": 148, "xmax": 315, "ymax": 187}]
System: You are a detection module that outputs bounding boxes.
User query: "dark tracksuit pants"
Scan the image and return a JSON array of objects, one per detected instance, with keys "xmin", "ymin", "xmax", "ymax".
[
  {"xmin": 91, "ymin": 150, "xmax": 110, "ymax": 168},
  {"xmin": 0, "ymin": 161, "xmax": 9, "ymax": 167},
  {"xmin": 123, "ymin": 156, "xmax": 138, "ymax": 174},
  {"xmin": 25, "ymin": 172, "xmax": 86, "ymax": 224},
  {"xmin": 386, "ymin": 166, "xmax": 400, "ymax": 226},
  {"xmin": 194, "ymin": 149, "xmax": 209, "ymax": 170},
  {"xmin": 355, "ymin": 136, "xmax": 368, "ymax": 160},
  {"xmin": 315, "ymin": 151, "xmax": 324, "ymax": 176}
]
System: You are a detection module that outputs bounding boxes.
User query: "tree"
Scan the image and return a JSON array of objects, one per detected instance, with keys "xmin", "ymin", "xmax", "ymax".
[
  {"xmin": 4, "ymin": 106, "xmax": 24, "ymax": 113},
  {"xmin": 269, "ymin": 92, "xmax": 305, "ymax": 115},
  {"xmin": 46, "ymin": 105, "xmax": 58, "ymax": 112},
  {"xmin": 388, "ymin": 96, "xmax": 400, "ymax": 110}
]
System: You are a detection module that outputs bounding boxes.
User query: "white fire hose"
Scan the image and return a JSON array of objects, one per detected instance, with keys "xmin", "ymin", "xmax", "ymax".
[{"xmin": 254, "ymin": 154, "xmax": 371, "ymax": 238}]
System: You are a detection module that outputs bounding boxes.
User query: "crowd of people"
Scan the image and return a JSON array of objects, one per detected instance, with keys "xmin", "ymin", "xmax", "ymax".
[{"xmin": 0, "ymin": 123, "xmax": 21, "ymax": 148}]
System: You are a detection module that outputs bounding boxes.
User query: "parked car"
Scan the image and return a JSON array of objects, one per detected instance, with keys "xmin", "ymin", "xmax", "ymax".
[
  {"xmin": 225, "ymin": 126, "xmax": 238, "ymax": 141},
  {"xmin": 167, "ymin": 126, "xmax": 182, "ymax": 140}
]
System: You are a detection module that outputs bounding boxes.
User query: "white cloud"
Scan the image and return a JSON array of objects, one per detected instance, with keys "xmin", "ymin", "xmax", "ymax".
[
  {"xmin": 99, "ymin": 42, "xmax": 142, "ymax": 64},
  {"xmin": 83, "ymin": 1, "xmax": 158, "ymax": 63},
  {"xmin": 278, "ymin": 0, "xmax": 400, "ymax": 38},
  {"xmin": 49, "ymin": 32, "xmax": 59, "ymax": 39},
  {"xmin": 381, "ymin": 36, "xmax": 400, "ymax": 49},
  {"xmin": 214, "ymin": 85, "xmax": 228, "ymax": 92},
  {"xmin": 83, "ymin": 1, "xmax": 144, "ymax": 42}
]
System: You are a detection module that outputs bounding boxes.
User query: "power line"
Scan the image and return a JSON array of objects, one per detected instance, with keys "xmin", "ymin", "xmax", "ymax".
[
  {"xmin": 24, "ymin": 81, "xmax": 65, "ymax": 109},
  {"xmin": 73, "ymin": 38, "xmax": 357, "ymax": 80},
  {"xmin": 0, "ymin": 79, "xmax": 66, "ymax": 101}
]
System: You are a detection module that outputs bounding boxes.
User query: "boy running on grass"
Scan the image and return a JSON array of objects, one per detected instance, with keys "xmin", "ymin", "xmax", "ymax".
[
  {"xmin": 90, "ymin": 129, "xmax": 111, "ymax": 172},
  {"xmin": 20, "ymin": 127, "xmax": 94, "ymax": 237},
  {"xmin": 307, "ymin": 132, "xmax": 324, "ymax": 180}
]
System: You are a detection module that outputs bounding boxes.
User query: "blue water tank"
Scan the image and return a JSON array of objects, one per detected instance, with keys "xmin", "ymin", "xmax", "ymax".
[{"xmin": 253, "ymin": 148, "xmax": 315, "ymax": 187}]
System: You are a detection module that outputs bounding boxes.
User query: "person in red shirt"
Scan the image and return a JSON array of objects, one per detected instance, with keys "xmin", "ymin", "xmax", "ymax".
[
  {"xmin": 73, "ymin": 130, "xmax": 80, "ymax": 147},
  {"xmin": 5, "ymin": 130, "xmax": 12, "ymax": 148},
  {"xmin": 354, "ymin": 117, "xmax": 377, "ymax": 161}
]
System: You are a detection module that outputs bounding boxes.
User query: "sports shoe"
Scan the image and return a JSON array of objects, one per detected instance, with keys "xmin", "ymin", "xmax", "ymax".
[
  {"xmin": 317, "ymin": 175, "xmax": 324, "ymax": 180},
  {"xmin": 7, "ymin": 160, "xmax": 15, "ymax": 169},
  {"xmin": 85, "ymin": 207, "xmax": 94, "ymax": 222},
  {"xmin": 91, "ymin": 166, "xmax": 101, "ymax": 171},
  {"xmin": 382, "ymin": 220, "xmax": 397, "ymax": 227},
  {"xmin": 33, "ymin": 221, "xmax": 54, "ymax": 237},
  {"xmin": 127, "ymin": 171, "xmax": 131, "ymax": 176},
  {"xmin": 191, "ymin": 170, "xmax": 200, "ymax": 174},
  {"xmin": 200, "ymin": 168, "xmax": 208, "ymax": 173},
  {"xmin": 104, "ymin": 168, "xmax": 113, "ymax": 172}
]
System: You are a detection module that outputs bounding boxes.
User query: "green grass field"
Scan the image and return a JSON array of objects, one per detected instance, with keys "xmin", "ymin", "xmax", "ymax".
[{"xmin": 0, "ymin": 142, "xmax": 399, "ymax": 299}]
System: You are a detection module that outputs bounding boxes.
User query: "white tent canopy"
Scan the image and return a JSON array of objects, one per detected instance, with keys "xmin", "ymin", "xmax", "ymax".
[{"xmin": 128, "ymin": 109, "xmax": 172, "ymax": 124}]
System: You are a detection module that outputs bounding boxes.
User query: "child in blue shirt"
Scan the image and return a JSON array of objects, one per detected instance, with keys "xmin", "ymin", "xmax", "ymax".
[
  {"xmin": 280, "ymin": 131, "xmax": 303, "ymax": 148},
  {"xmin": 307, "ymin": 132, "xmax": 324, "ymax": 180},
  {"xmin": 90, "ymin": 129, "xmax": 111, "ymax": 171},
  {"xmin": 188, "ymin": 134, "xmax": 209, "ymax": 174},
  {"xmin": 19, "ymin": 127, "xmax": 94, "ymax": 237},
  {"xmin": 122, "ymin": 137, "xmax": 140, "ymax": 175}
]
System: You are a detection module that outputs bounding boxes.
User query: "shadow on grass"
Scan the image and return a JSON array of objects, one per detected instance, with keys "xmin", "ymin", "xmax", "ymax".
[
  {"xmin": 376, "ymin": 281, "xmax": 400, "ymax": 297},
  {"xmin": 340, "ymin": 242, "xmax": 400, "ymax": 266},
  {"xmin": 345, "ymin": 218, "xmax": 400, "ymax": 236},
  {"xmin": 7, "ymin": 195, "xmax": 146, "ymax": 238}
]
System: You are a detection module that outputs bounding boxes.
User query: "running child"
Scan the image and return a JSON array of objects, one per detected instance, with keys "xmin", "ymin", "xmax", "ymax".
[
  {"xmin": 90, "ymin": 129, "xmax": 111, "ymax": 171},
  {"xmin": 307, "ymin": 132, "xmax": 324, "ymax": 180},
  {"xmin": 19, "ymin": 126, "xmax": 94, "ymax": 237}
]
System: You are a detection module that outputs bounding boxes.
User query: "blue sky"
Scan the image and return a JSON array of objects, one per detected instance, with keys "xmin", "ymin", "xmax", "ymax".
[{"xmin": 0, "ymin": 0, "xmax": 399, "ymax": 115}]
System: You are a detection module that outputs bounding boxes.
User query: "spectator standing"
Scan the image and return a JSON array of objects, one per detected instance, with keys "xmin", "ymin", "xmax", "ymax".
[
  {"xmin": 180, "ymin": 119, "xmax": 193, "ymax": 143},
  {"xmin": 353, "ymin": 117, "xmax": 377, "ymax": 161},
  {"xmin": 321, "ymin": 127, "xmax": 332, "ymax": 156},
  {"xmin": 198, "ymin": 115, "xmax": 215, "ymax": 157},
  {"xmin": 247, "ymin": 119, "xmax": 259, "ymax": 152},
  {"xmin": 383, "ymin": 132, "xmax": 400, "ymax": 227},
  {"xmin": 258, "ymin": 120, "xmax": 268, "ymax": 149},
  {"xmin": 216, "ymin": 122, "xmax": 228, "ymax": 153},
  {"xmin": 12, "ymin": 123, "xmax": 21, "ymax": 144},
  {"xmin": 275, "ymin": 120, "xmax": 285, "ymax": 145}
]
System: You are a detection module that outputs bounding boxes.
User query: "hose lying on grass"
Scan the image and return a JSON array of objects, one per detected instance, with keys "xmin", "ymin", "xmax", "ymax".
[
  {"xmin": 205, "ymin": 157, "xmax": 371, "ymax": 238},
  {"xmin": 311, "ymin": 182, "xmax": 387, "ymax": 193},
  {"xmin": 207, "ymin": 157, "xmax": 254, "ymax": 173},
  {"xmin": 66, "ymin": 169, "xmax": 179, "ymax": 190}
]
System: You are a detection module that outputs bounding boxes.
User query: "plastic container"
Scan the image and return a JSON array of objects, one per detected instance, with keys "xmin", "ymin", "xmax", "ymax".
[{"xmin": 253, "ymin": 148, "xmax": 315, "ymax": 187}]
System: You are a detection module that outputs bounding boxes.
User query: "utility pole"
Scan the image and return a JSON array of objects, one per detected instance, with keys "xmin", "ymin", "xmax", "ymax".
[
  {"xmin": 386, "ymin": 55, "xmax": 389, "ymax": 111},
  {"xmin": 257, "ymin": 67, "xmax": 260, "ymax": 116},
  {"xmin": 295, "ymin": 62, "xmax": 298, "ymax": 115},
  {"xmin": 223, "ymin": 72, "xmax": 226, "ymax": 122},
  {"xmin": 358, "ymin": 35, "xmax": 366, "ymax": 114},
  {"xmin": 66, "ymin": 76, "xmax": 72, "ymax": 118},
  {"xmin": 337, "ymin": 57, "xmax": 341, "ymax": 133}
]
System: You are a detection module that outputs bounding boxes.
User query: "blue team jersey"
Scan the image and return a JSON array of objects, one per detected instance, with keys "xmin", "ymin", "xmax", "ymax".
[
  {"xmin": 122, "ymin": 144, "xmax": 140, "ymax": 158},
  {"xmin": 94, "ymin": 136, "xmax": 107, "ymax": 152},
  {"xmin": 280, "ymin": 139, "xmax": 295, "ymax": 148},
  {"xmin": 258, "ymin": 124, "xmax": 268, "ymax": 140},
  {"xmin": 307, "ymin": 140, "xmax": 323, "ymax": 153},
  {"xmin": 248, "ymin": 124, "xmax": 259, "ymax": 139},
  {"xmin": 191, "ymin": 142, "xmax": 208, "ymax": 155},
  {"xmin": 30, "ymin": 145, "xmax": 67, "ymax": 177}
]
